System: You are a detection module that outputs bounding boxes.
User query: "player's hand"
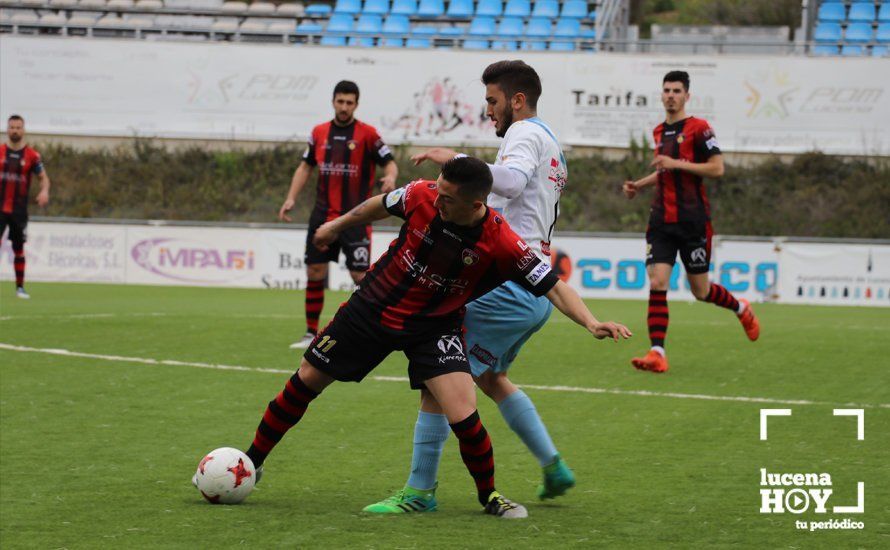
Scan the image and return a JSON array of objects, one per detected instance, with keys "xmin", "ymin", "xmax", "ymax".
[
  {"xmin": 379, "ymin": 174, "xmax": 397, "ymax": 194},
  {"xmin": 278, "ymin": 198, "xmax": 295, "ymax": 222},
  {"xmin": 410, "ymin": 147, "xmax": 459, "ymax": 166},
  {"xmin": 650, "ymin": 155, "xmax": 678, "ymax": 171},
  {"xmin": 313, "ymin": 222, "xmax": 339, "ymax": 251},
  {"xmin": 622, "ymin": 180, "xmax": 637, "ymax": 199},
  {"xmin": 590, "ymin": 321, "xmax": 633, "ymax": 341},
  {"xmin": 36, "ymin": 190, "xmax": 49, "ymax": 207}
]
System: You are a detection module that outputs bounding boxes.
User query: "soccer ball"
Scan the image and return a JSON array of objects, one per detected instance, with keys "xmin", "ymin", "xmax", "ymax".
[{"xmin": 193, "ymin": 447, "xmax": 256, "ymax": 504}]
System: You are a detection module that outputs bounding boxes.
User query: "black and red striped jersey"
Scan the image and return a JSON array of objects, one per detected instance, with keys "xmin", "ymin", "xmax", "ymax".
[
  {"xmin": 302, "ymin": 119, "xmax": 394, "ymax": 222},
  {"xmin": 0, "ymin": 144, "xmax": 44, "ymax": 215},
  {"xmin": 353, "ymin": 180, "xmax": 559, "ymax": 333},
  {"xmin": 649, "ymin": 116, "xmax": 721, "ymax": 225}
]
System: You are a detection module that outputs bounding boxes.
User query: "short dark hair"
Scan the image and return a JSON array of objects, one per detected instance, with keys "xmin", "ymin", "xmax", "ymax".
[
  {"xmin": 482, "ymin": 60, "xmax": 542, "ymax": 109},
  {"xmin": 8, "ymin": 114, "xmax": 24, "ymax": 123},
  {"xmin": 663, "ymin": 70, "xmax": 690, "ymax": 91},
  {"xmin": 441, "ymin": 156, "xmax": 493, "ymax": 201},
  {"xmin": 333, "ymin": 80, "xmax": 360, "ymax": 101}
]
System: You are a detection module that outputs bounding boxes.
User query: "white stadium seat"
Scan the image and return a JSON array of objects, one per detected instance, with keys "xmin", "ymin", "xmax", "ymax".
[
  {"xmin": 238, "ymin": 17, "xmax": 268, "ymax": 32},
  {"xmin": 49, "ymin": 0, "xmax": 80, "ymax": 8},
  {"xmin": 276, "ymin": 3, "xmax": 304, "ymax": 16},
  {"xmin": 248, "ymin": 2, "xmax": 275, "ymax": 14},
  {"xmin": 20, "ymin": 0, "xmax": 46, "ymax": 8},
  {"xmin": 11, "ymin": 11, "xmax": 40, "ymax": 24},
  {"xmin": 123, "ymin": 14, "xmax": 155, "ymax": 26},
  {"xmin": 220, "ymin": 1, "xmax": 247, "ymax": 12},
  {"xmin": 211, "ymin": 16, "xmax": 238, "ymax": 31},
  {"xmin": 96, "ymin": 14, "xmax": 128, "ymax": 27},
  {"xmin": 78, "ymin": 0, "xmax": 108, "ymax": 8},
  {"xmin": 39, "ymin": 13, "xmax": 68, "ymax": 25},
  {"xmin": 267, "ymin": 20, "xmax": 295, "ymax": 33},
  {"xmin": 107, "ymin": 0, "xmax": 135, "ymax": 8},
  {"xmin": 135, "ymin": 0, "xmax": 164, "ymax": 9}
]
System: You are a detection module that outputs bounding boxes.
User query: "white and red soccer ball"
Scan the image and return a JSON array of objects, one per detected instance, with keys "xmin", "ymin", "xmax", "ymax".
[{"xmin": 194, "ymin": 447, "xmax": 256, "ymax": 504}]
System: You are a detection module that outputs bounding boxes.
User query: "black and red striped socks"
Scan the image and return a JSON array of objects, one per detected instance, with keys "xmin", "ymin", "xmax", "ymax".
[
  {"xmin": 246, "ymin": 372, "xmax": 319, "ymax": 468},
  {"xmin": 704, "ymin": 283, "xmax": 741, "ymax": 314},
  {"xmin": 450, "ymin": 410, "xmax": 496, "ymax": 506},
  {"xmin": 305, "ymin": 279, "xmax": 325, "ymax": 334},
  {"xmin": 12, "ymin": 244, "xmax": 24, "ymax": 288},
  {"xmin": 648, "ymin": 290, "xmax": 669, "ymax": 351}
]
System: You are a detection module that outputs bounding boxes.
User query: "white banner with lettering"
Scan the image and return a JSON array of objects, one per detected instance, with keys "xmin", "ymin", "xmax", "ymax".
[
  {"xmin": 3, "ymin": 221, "xmax": 887, "ymax": 306},
  {"xmin": 1, "ymin": 35, "xmax": 887, "ymax": 155}
]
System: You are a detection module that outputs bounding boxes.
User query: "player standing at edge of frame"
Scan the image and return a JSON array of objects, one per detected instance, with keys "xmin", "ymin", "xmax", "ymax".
[
  {"xmin": 623, "ymin": 70, "xmax": 760, "ymax": 374},
  {"xmin": 239, "ymin": 156, "xmax": 631, "ymax": 518},
  {"xmin": 278, "ymin": 80, "xmax": 398, "ymax": 350},
  {"xmin": 365, "ymin": 60, "xmax": 579, "ymax": 515}
]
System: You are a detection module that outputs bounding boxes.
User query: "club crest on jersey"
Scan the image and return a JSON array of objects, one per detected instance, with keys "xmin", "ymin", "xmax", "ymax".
[
  {"xmin": 677, "ymin": 134, "xmax": 685, "ymax": 144},
  {"xmin": 462, "ymin": 248, "xmax": 479, "ymax": 266},
  {"xmin": 347, "ymin": 140, "xmax": 357, "ymax": 150}
]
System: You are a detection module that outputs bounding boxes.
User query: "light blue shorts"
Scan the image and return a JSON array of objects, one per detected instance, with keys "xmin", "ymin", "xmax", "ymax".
[{"xmin": 464, "ymin": 280, "xmax": 553, "ymax": 377}]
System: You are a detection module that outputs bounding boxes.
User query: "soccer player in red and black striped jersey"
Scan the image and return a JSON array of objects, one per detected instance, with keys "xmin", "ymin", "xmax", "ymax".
[
  {"xmin": 243, "ymin": 156, "xmax": 631, "ymax": 517},
  {"xmin": 1, "ymin": 115, "xmax": 51, "ymax": 300},
  {"xmin": 623, "ymin": 71, "xmax": 760, "ymax": 373},
  {"xmin": 278, "ymin": 80, "xmax": 398, "ymax": 349}
]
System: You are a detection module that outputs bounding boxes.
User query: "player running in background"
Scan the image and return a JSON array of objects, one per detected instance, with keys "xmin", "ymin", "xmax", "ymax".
[
  {"xmin": 1, "ymin": 115, "xmax": 50, "ymax": 300},
  {"xmin": 365, "ymin": 60, "xmax": 577, "ymax": 515},
  {"xmin": 623, "ymin": 70, "xmax": 759, "ymax": 374},
  {"xmin": 242, "ymin": 157, "xmax": 630, "ymax": 517},
  {"xmin": 278, "ymin": 80, "xmax": 398, "ymax": 349}
]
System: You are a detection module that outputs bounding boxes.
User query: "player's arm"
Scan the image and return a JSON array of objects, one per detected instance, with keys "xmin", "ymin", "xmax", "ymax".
[
  {"xmin": 278, "ymin": 161, "xmax": 314, "ymax": 222},
  {"xmin": 545, "ymin": 280, "xmax": 632, "ymax": 341},
  {"xmin": 378, "ymin": 160, "xmax": 398, "ymax": 194},
  {"xmin": 623, "ymin": 171, "xmax": 658, "ymax": 199},
  {"xmin": 35, "ymin": 166, "xmax": 50, "ymax": 207},
  {"xmin": 650, "ymin": 154, "xmax": 724, "ymax": 179},
  {"xmin": 312, "ymin": 193, "xmax": 390, "ymax": 251},
  {"xmin": 411, "ymin": 147, "xmax": 529, "ymax": 199}
]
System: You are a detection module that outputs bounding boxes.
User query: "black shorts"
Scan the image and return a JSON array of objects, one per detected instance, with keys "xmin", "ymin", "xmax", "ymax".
[
  {"xmin": 303, "ymin": 297, "xmax": 472, "ymax": 390},
  {"xmin": 304, "ymin": 211, "xmax": 371, "ymax": 271},
  {"xmin": 646, "ymin": 221, "xmax": 713, "ymax": 274},
  {"xmin": 0, "ymin": 212, "xmax": 27, "ymax": 247}
]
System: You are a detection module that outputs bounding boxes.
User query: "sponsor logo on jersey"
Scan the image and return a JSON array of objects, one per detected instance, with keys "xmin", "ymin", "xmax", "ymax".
[{"xmin": 525, "ymin": 262, "xmax": 552, "ymax": 286}]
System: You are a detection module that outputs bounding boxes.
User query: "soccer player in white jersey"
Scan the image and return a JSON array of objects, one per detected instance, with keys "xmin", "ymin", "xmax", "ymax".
[{"xmin": 365, "ymin": 60, "xmax": 579, "ymax": 514}]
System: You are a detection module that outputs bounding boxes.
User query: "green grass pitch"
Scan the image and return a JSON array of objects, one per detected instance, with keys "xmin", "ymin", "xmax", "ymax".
[{"xmin": 1, "ymin": 283, "xmax": 888, "ymax": 548}]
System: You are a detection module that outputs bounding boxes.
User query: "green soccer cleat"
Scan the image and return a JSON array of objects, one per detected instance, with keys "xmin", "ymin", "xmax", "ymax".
[
  {"xmin": 538, "ymin": 454, "xmax": 576, "ymax": 500},
  {"xmin": 363, "ymin": 485, "xmax": 438, "ymax": 514}
]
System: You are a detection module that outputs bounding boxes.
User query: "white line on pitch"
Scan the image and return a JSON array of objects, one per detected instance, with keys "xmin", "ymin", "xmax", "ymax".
[{"xmin": 2, "ymin": 342, "xmax": 888, "ymax": 409}]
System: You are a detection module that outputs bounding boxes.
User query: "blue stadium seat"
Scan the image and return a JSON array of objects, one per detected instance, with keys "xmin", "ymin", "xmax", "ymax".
[
  {"xmin": 446, "ymin": 0, "xmax": 473, "ymax": 17},
  {"xmin": 847, "ymin": 3, "xmax": 875, "ymax": 22},
  {"xmin": 849, "ymin": 0, "xmax": 873, "ymax": 3},
  {"xmin": 391, "ymin": 0, "xmax": 417, "ymax": 15},
  {"xmin": 296, "ymin": 21, "xmax": 324, "ymax": 33},
  {"xmin": 553, "ymin": 17, "xmax": 581, "ymax": 37},
  {"xmin": 588, "ymin": 9, "xmax": 596, "ymax": 20},
  {"xmin": 844, "ymin": 22, "xmax": 873, "ymax": 43},
  {"xmin": 497, "ymin": 16, "xmax": 524, "ymax": 36},
  {"xmin": 504, "ymin": 0, "xmax": 530, "ymax": 17},
  {"xmin": 491, "ymin": 39, "xmax": 518, "ymax": 49},
  {"xmin": 416, "ymin": 0, "xmax": 444, "ymax": 17},
  {"xmin": 439, "ymin": 25, "xmax": 465, "ymax": 36},
  {"xmin": 817, "ymin": 2, "xmax": 844, "ymax": 22},
  {"xmin": 463, "ymin": 38, "xmax": 491, "ymax": 48},
  {"xmin": 812, "ymin": 44, "xmax": 838, "ymax": 55},
  {"xmin": 349, "ymin": 36, "xmax": 376, "ymax": 46},
  {"xmin": 363, "ymin": 0, "xmax": 389, "ymax": 15},
  {"xmin": 467, "ymin": 16, "xmax": 496, "ymax": 35},
  {"xmin": 476, "ymin": 0, "xmax": 503, "ymax": 17},
  {"xmin": 326, "ymin": 13, "xmax": 354, "ymax": 32},
  {"xmin": 305, "ymin": 4, "xmax": 333, "ymax": 16},
  {"xmin": 320, "ymin": 35, "xmax": 347, "ymax": 45},
  {"xmin": 560, "ymin": 0, "xmax": 587, "ymax": 19},
  {"xmin": 813, "ymin": 22, "xmax": 842, "ymax": 42},
  {"xmin": 549, "ymin": 40, "xmax": 575, "ymax": 50},
  {"xmin": 334, "ymin": 0, "xmax": 361, "ymax": 14},
  {"xmin": 382, "ymin": 14, "xmax": 410, "ymax": 36},
  {"xmin": 380, "ymin": 37, "xmax": 404, "ymax": 46},
  {"xmin": 580, "ymin": 27, "xmax": 595, "ymax": 39},
  {"xmin": 521, "ymin": 40, "xmax": 548, "ymax": 50},
  {"xmin": 872, "ymin": 44, "xmax": 889, "ymax": 56},
  {"xmin": 525, "ymin": 17, "xmax": 551, "ymax": 37},
  {"xmin": 877, "ymin": 23, "xmax": 890, "ymax": 42},
  {"xmin": 406, "ymin": 37, "xmax": 432, "ymax": 47},
  {"xmin": 355, "ymin": 14, "xmax": 383, "ymax": 34},
  {"xmin": 531, "ymin": 0, "xmax": 558, "ymax": 18},
  {"xmin": 841, "ymin": 44, "xmax": 865, "ymax": 56},
  {"xmin": 880, "ymin": 4, "xmax": 890, "ymax": 23},
  {"xmin": 411, "ymin": 25, "xmax": 437, "ymax": 35}
]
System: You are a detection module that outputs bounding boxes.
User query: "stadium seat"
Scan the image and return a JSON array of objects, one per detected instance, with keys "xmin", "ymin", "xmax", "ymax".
[
  {"xmin": 221, "ymin": 1, "xmax": 248, "ymax": 13},
  {"xmin": 334, "ymin": 0, "xmax": 361, "ymax": 14},
  {"xmin": 326, "ymin": 13, "xmax": 354, "ymax": 32},
  {"xmin": 813, "ymin": 22, "xmax": 841, "ymax": 42},
  {"xmin": 877, "ymin": 23, "xmax": 890, "ymax": 42},
  {"xmin": 525, "ymin": 17, "xmax": 551, "ymax": 37},
  {"xmin": 844, "ymin": 22, "xmax": 873, "ymax": 43},
  {"xmin": 553, "ymin": 17, "xmax": 580, "ymax": 37},
  {"xmin": 390, "ymin": 0, "xmax": 417, "ymax": 15},
  {"xmin": 880, "ymin": 4, "xmax": 890, "ymax": 23},
  {"xmin": 446, "ymin": 0, "xmax": 473, "ymax": 17},
  {"xmin": 78, "ymin": 0, "xmax": 107, "ymax": 7},
  {"xmin": 817, "ymin": 2, "xmax": 845, "ymax": 23},
  {"xmin": 382, "ymin": 14, "xmax": 409, "ymax": 36},
  {"xmin": 277, "ymin": 3, "xmax": 305, "ymax": 16},
  {"xmin": 304, "ymin": 4, "xmax": 332, "ymax": 16},
  {"xmin": 107, "ymin": 0, "xmax": 134, "ymax": 8},
  {"xmin": 812, "ymin": 44, "xmax": 837, "ymax": 55},
  {"xmin": 872, "ymin": 44, "xmax": 889, "ymax": 56},
  {"xmin": 49, "ymin": 0, "xmax": 79, "ymax": 7},
  {"xmin": 211, "ymin": 17, "xmax": 239, "ymax": 31},
  {"xmin": 406, "ymin": 37, "xmax": 431, "ymax": 47},
  {"xmin": 416, "ymin": 0, "xmax": 444, "ymax": 17},
  {"xmin": 504, "ymin": 0, "xmax": 530, "ymax": 18},
  {"xmin": 410, "ymin": 25, "xmax": 437, "ymax": 35},
  {"xmin": 580, "ymin": 26, "xmax": 595, "ymax": 39},
  {"xmin": 841, "ymin": 44, "xmax": 865, "ymax": 56},
  {"xmin": 520, "ymin": 39, "xmax": 547, "ymax": 50},
  {"xmin": 491, "ymin": 39, "xmax": 518, "ymax": 49},
  {"xmin": 438, "ymin": 25, "xmax": 464, "ymax": 36},
  {"xmin": 549, "ymin": 39, "xmax": 575, "ymax": 50},
  {"xmin": 239, "ymin": 18, "xmax": 269, "ymax": 32},
  {"xmin": 295, "ymin": 20, "xmax": 323, "ymax": 33},
  {"xmin": 476, "ymin": 0, "xmax": 502, "ymax": 17},
  {"xmin": 39, "ymin": 13, "xmax": 67, "ymax": 26},
  {"xmin": 588, "ymin": 9, "xmax": 596, "ymax": 20},
  {"xmin": 348, "ymin": 35, "xmax": 375, "ymax": 46},
  {"xmin": 123, "ymin": 14, "xmax": 155, "ymax": 27},
  {"xmin": 363, "ymin": 0, "xmax": 389, "ymax": 15},
  {"xmin": 380, "ymin": 37, "xmax": 404, "ymax": 46},
  {"xmin": 355, "ymin": 13, "xmax": 382, "ymax": 34},
  {"xmin": 320, "ymin": 34, "xmax": 347, "ymax": 45},
  {"xmin": 531, "ymin": 0, "xmax": 558, "ymax": 18},
  {"xmin": 847, "ymin": 3, "xmax": 875, "ymax": 22},
  {"xmin": 247, "ymin": 2, "xmax": 276, "ymax": 14},
  {"xmin": 560, "ymin": 0, "xmax": 587, "ymax": 19},
  {"xmin": 496, "ymin": 16, "xmax": 523, "ymax": 37},
  {"xmin": 467, "ymin": 15, "xmax": 495, "ymax": 35},
  {"xmin": 463, "ymin": 38, "xmax": 490, "ymax": 48}
]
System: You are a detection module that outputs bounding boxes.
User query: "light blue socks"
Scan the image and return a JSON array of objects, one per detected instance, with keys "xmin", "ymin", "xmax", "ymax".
[
  {"xmin": 498, "ymin": 389, "xmax": 558, "ymax": 467},
  {"xmin": 406, "ymin": 411, "xmax": 450, "ymax": 490}
]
